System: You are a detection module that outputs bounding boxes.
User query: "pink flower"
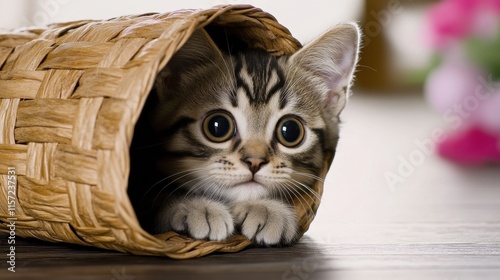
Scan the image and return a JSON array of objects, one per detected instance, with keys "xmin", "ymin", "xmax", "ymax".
[
  {"xmin": 485, "ymin": 0, "xmax": 500, "ymax": 12},
  {"xmin": 427, "ymin": 0, "xmax": 476, "ymax": 48},
  {"xmin": 424, "ymin": 57, "xmax": 483, "ymax": 115},
  {"xmin": 476, "ymin": 88, "xmax": 500, "ymax": 133},
  {"xmin": 427, "ymin": 0, "xmax": 500, "ymax": 49},
  {"xmin": 437, "ymin": 125, "xmax": 500, "ymax": 165}
]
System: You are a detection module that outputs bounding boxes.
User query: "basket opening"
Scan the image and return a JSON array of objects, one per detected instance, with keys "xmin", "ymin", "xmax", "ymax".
[
  {"xmin": 204, "ymin": 25, "xmax": 253, "ymax": 54},
  {"xmin": 126, "ymin": 25, "xmax": 270, "ymax": 234}
]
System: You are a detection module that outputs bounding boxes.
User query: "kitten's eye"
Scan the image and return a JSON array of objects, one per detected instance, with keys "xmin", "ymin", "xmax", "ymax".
[
  {"xmin": 202, "ymin": 111, "xmax": 236, "ymax": 143},
  {"xmin": 276, "ymin": 116, "xmax": 305, "ymax": 147}
]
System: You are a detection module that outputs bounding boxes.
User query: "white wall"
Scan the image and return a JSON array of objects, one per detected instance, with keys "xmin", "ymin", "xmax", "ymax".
[{"xmin": 0, "ymin": 0, "xmax": 363, "ymax": 43}]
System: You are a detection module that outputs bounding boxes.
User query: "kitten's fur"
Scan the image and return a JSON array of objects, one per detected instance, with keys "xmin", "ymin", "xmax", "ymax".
[{"xmin": 129, "ymin": 24, "xmax": 360, "ymax": 246}]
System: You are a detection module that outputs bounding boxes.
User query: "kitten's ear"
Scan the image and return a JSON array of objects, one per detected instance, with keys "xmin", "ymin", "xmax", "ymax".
[{"xmin": 291, "ymin": 23, "xmax": 360, "ymax": 116}]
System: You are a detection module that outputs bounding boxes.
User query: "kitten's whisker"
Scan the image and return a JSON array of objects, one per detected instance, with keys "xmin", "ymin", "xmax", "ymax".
[
  {"xmin": 290, "ymin": 186, "xmax": 314, "ymax": 217},
  {"xmin": 219, "ymin": 29, "xmax": 238, "ymax": 86},
  {"xmin": 282, "ymin": 182, "xmax": 314, "ymax": 219},
  {"xmin": 149, "ymin": 169, "xmax": 205, "ymax": 205},
  {"xmin": 184, "ymin": 177, "xmax": 211, "ymax": 199},
  {"xmin": 357, "ymin": 64, "xmax": 377, "ymax": 72},
  {"xmin": 200, "ymin": 181, "xmax": 219, "ymax": 200},
  {"xmin": 288, "ymin": 178, "xmax": 322, "ymax": 201},
  {"xmin": 207, "ymin": 179, "xmax": 222, "ymax": 201},
  {"xmin": 156, "ymin": 177, "xmax": 205, "ymax": 209},
  {"xmin": 209, "ymin": 179, "xmax": 230, "ymax": 202},
  {"xmin": 145, "ymin": 168, "xmax": 204, "ymax": 191},
  {"xmin": 192, "ymin": 175, "xmax": 227, "ymax": 201},
  {"xmin": 294, "ymin": 172, "xmax": 325, "ymax": 183},
  {"xmin": 223, "ymin": 28, "xmax": 233, "ymax": 58},
  {"xmin": 286, "ymin": 179, "xmax": 320, "ymax": 204},
  {"xmin": 200, "ymin": 179, "xmax": 214, "ymax": 198},
  {"xmin": 294, "ymin": 172, "xmax": 333, "ymax": 187},
  {"xmin": 208, "ymin": 181, "xmax": 226, "ymax": 202},
  {"xmin": 291, "ymin": 182, "xmax": 316, "ymax": 219},
  {"xmin": 275, "ymin": 183, "xmax": 293, "ymax": 205},
  {"xmin": 138, "ymin": 168, "xmax": 204, "ymax": 206},
  {"xmin": 272, "ymin": 187, "xmax": 281, "ymax": 202},
  {"xmin": 153, "ymin": 176, "xmax": 204, "ymax": 207}
]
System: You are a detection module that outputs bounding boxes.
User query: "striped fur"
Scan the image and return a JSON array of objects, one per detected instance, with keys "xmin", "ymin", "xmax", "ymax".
[{"xmin": 131, "ymin": 25, "xmax": 360, "ymax": 245}]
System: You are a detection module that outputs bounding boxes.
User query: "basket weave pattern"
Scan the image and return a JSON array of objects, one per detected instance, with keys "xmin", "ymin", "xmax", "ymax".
[{"xmin": 0, "ymin": 5, "xmax": 329, "ymax": 258}]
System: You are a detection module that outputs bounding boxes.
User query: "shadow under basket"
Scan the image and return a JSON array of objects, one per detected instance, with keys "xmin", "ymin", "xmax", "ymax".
[{"xmin": 0, "ymin": 5, "xmax": 334, "ymax": 259}]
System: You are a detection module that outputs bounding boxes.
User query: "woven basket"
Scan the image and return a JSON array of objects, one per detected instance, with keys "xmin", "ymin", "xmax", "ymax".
[{"xmin": 0, "ymin": 5, "xmax": 334, "ymax": 259}]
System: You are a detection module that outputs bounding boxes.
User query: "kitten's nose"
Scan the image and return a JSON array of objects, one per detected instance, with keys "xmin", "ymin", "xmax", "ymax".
[{"xmin": 242, "ymin": 157, "xmax": 268, "ymax": 174}]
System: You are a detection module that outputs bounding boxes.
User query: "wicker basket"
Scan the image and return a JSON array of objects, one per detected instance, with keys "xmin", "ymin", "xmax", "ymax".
[{"xmin": 0, "ymin": 5, "xmax": 334, "ymax": 259}]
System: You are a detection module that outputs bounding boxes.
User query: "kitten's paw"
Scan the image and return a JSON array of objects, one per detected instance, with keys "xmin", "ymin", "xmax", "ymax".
[
  {"xmin": 161, "ymin": 197, "xmax": 234, "ymax": 241},
  {"xmin": 231, "ymin": 200, "xmax": 298, "ymax": 246}
]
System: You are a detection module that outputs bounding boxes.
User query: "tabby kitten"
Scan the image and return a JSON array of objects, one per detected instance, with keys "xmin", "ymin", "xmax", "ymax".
[{"xmin": 131, "ymin": 24, "xmax": 360, "ymax": 246}]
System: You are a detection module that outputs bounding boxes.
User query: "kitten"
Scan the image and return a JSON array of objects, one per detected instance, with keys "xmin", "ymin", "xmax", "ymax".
[{"xmin": 129, "ymin": 24, "xmax": 360, "ymax": 246}]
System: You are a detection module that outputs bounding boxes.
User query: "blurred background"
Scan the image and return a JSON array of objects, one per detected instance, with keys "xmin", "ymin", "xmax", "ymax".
[
  {"xmin": 1, "ymin": 0, "xmax": 500, "ymax": 273},
  {"xmin": 0, "ymin": 0, "xmax": 435, "ymax": 91}
]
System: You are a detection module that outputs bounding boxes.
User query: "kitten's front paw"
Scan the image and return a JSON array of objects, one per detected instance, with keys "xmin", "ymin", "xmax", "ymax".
[
  {"xmin": 160, "ymin": 197, "xmax": 234, "ymax": 241},
  {"xmin": 231, "ymin": 200, "xmax": 298, "ymax": 246}
]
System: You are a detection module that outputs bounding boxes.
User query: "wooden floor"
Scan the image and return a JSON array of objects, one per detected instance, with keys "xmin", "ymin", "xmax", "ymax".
[{"xmin": 2, "ymin": 93, "xmax": 500, "ymax": 280}]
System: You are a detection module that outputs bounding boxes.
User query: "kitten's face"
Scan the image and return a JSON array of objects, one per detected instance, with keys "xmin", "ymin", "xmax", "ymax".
[{"xmin": 153, "ymin": 26, "xmax": 359, "ymax": 202}]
